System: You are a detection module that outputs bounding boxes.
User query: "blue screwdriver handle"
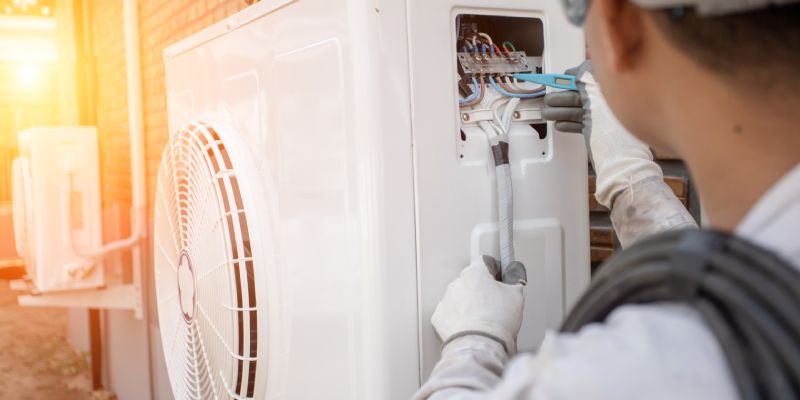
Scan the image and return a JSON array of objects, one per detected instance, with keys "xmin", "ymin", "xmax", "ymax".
[{"xmin": 512, "ymin": 73, "xmax": 578, "ymax": 91}]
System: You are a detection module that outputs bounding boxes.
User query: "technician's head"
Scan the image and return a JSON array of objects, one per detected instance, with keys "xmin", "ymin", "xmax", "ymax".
[{"xmin": 563, "ymin": 0, "xmax": 800, "ymax": 153}]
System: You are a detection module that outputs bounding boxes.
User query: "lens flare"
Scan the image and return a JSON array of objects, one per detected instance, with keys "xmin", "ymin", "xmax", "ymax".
[{"xmin": 16, "ymin": 63, "xmax": 41, "ymax": 87}]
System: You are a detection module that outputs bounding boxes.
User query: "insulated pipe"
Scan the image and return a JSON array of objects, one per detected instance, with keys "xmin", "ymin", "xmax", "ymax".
[
  {"xmin": 123, "ymin": 0, "xmax": 146, "ymax": 218},
  {"xmin": 491, "ymin": 137, "xmax": 514, "ymax": 271},
  {"xmin": 75, "ymin": 0, "xmax": 146, "ymax": 260}
]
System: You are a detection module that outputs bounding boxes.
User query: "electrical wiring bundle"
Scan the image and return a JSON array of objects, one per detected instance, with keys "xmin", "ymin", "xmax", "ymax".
[{"xmin": 456, "ymin": 31, "xmax": 547, "ymax": 285}]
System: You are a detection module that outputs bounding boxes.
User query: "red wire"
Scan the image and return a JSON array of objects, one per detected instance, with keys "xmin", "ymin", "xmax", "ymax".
[
  {"xmin": 479, "ymin": 37, "xmax": 502, "ymax": 54},
  {"xmin": 476, "ymin": 36, "xmax": 502, "ymax": 54}
]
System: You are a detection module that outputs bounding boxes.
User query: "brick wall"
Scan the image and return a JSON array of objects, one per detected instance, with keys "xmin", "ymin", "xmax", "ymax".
[
  {"xmin": 88, "ymin": 0, "xmax": 246, "ymax": 245},
  {"xmin": 90, "ymin": 0, "xmax": 130, "ymax": 209},
  {"xmin": 140, "ymin": 0, "xmax": 246, "ymax": 207}
]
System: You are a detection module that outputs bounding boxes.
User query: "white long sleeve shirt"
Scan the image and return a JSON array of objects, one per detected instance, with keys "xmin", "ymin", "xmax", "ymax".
[{"xmin": 415, "ymin": 163, "xmax": 800, "ymax": 400}]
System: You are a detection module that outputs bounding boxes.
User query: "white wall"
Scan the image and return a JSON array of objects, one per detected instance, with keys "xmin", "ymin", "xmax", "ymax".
[{"xmin": 103, "ymin": 309, "xmax": 152, "ymax": 399}]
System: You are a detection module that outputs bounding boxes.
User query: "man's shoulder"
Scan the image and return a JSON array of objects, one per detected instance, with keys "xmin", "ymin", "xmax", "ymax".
[
  {"xmin": 737, "ymin": 162, "xmax": 800, "ymax": 269},
  {"xmin": 521, "ymin": 303, "xmax": 737, "ymax": 399},
  {"xmin": 545, "ymin": 303, "xmax": 713, "ymax": 356}
]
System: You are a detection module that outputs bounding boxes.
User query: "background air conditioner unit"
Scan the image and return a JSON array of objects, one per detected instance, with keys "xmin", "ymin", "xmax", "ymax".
[
  {"xmin": 155, "ymin": 1, "xmax": 590, "ymax": 399},
  {"xmin": 12, "ymin": 126, "xmax": 104, "ymax": 293}
]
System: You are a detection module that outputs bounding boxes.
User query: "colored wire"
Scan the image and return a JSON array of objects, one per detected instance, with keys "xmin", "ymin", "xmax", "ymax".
[
  {"xmin": 478, "ymin": 32, "xmax": 494, "ymax": 47},
  {"xmin": 486, "ymin": 96, "xmax": 511, "ymax": 136},
  {"xmin": 489, "ymin": 76, "xmax": 545, "ymax": 98},
  {"xmin": 472, "ymin": 33, "xmax": 501, "ymax": 54},
  {"xmin": 499, "ymin": 76, "xmax": 545, "ymax": 95},
  {"xmin": 513, "ymin": 76, "xmax": 545, "ymax": 93},
  {"xmin": 505, "ymin": 77, "xmax": 527, "ymax": 92},
  {"xmin": 459, "ymin": 77, "xmax": 481, "ymax": 105},
  {"xmin": 459, "ymin": 75, "xmax": 486, "ymax": 108},
  {"xmin": 499, "ymin": 98, "xmax": 521, "ymax": 134},
  {"xmin": 502, "ymin": 41, "xmax": 517, "ymax": 52}
]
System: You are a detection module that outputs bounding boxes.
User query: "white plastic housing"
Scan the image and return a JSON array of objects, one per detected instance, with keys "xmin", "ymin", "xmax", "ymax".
[
  {"xmin": 14, "ymin": 127, "xmax": 104, "ymax": 292},
  {"xmin": 159, "ymin": 1, "xmax": 589, "ymax": 399}
]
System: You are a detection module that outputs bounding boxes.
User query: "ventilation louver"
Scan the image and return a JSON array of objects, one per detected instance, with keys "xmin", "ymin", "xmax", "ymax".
[{"xmin": 154, "ymin": 121, "xmax": 264, "ymax": 399}]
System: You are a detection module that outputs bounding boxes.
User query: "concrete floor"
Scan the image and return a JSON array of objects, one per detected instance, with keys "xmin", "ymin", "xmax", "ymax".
[{"xmin": 0, "ymin": 281, "xmax": 92, "ymax": 399}]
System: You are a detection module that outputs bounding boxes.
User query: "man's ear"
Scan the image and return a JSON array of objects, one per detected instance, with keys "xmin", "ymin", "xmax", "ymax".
[{"xmin": 592, "ymin": 0, "xmax": 645, "ymax": 72}]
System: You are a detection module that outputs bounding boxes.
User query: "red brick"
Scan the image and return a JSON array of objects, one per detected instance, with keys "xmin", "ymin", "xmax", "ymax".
[{"xmin": 88, "ymin": 0, "xmax": 246, "ymax": 254}]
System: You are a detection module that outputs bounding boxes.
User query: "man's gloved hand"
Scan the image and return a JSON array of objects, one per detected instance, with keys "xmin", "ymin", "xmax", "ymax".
[
  {"xmin": 542, "ymin": 61, "xmax": 663, "ymax": 208},
  {"xmin": 432, "ymin": 256, "xmax": 524, "ymax": 354}
]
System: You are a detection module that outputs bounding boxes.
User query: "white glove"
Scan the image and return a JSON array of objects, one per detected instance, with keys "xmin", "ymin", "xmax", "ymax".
[
  {"xmin": 432, "ymin": 256, "xmax": 524, "ymax": 354},
  {"xmin": 544, "ymin": 61, "xmax": 663, "ymax": 208}
]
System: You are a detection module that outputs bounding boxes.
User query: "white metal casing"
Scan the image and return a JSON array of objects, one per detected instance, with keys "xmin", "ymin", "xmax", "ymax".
[
  {"xmin": 159, "ymin": 1, "xmax": 589, "ymax": 399},
  {"xmin": 14, "ymin": 127, "xmax": 104, "ymax": 292}
]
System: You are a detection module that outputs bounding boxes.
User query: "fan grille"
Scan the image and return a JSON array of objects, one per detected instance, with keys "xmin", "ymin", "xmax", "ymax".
[{"xmin": 155, "ymin": 121, "xmax": 259, "ymax": 399}]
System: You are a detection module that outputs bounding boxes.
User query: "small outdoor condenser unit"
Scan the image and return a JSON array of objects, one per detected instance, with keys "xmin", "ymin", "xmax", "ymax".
[
  {"xmin": 155, "ymin": 1, "xmax": 590, "ymax": 399},
  {"xmin": 12, "ymin": 126, "xmax": 103, "ymax": 293}
]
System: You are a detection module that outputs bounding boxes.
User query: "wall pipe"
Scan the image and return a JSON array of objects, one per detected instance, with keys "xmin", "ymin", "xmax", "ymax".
[
  {"xmin": 121, "ymin": 3, "xmax": 154, "ymax": 398},
  {"xmin": 123, "ymin": 0, "xmax": 146, "ymax": 225},
  {"xmin": 75, "ymin": 0, "xmax": 146, "ymax": 260}
]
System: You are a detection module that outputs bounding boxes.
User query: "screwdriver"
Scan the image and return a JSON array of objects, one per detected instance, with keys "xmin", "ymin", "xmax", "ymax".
[{"xmin": 511, "ymin": 73, "xmax": 578, "ymax": 91}]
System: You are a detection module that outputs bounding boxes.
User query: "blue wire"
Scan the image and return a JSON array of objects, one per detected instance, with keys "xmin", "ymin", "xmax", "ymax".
[
  {"xmin": 481, "ymin": 44, "xmax": 488, "ymax": 54},
  {"xmin": 459, "ymin": 78, "xmax": 481, "ymax": 105},
  {"xmin": 488, "ymin": 76, "xmax": 546, "ymax": 99}
]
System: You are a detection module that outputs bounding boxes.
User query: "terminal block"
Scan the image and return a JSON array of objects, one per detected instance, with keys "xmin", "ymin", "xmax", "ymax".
[{"xmin": 457, "ymin": 51, "xmax": 534, "ymax": 77}]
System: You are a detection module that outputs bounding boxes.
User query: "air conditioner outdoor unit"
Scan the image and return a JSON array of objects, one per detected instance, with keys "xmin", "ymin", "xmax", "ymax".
[
  {"xmin": 155, "ymin": 1, "xmax": 590, "ymax": 399},
  {"xmin": 12, "ymin": 126, "xmax": 104, "ymax": 293}
]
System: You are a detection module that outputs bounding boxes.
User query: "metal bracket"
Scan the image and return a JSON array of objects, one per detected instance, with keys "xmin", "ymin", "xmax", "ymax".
[
  {"xmin": 461, "ymin": 107, "xmax": 544, "ymax": 125},
  {"xmin": 18, "ymin": 284, "xmax": 140, "ymax": 312},
  {"xmin": 17, "ymin": 260, "xmax": 146, "ymax": 318},
  {"xmin": 460, "ymin": 108, "xmax": 495, "ymax": 123},
  {"xmin": 512, "ymin": 108, "xmax": 544, "ymax": 123}
]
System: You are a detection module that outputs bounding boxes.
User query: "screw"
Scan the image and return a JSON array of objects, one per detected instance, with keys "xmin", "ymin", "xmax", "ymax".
[
  {"xmin": 513, "ymin": 111, "xmax": 521, "ymax": 120},
  {"xmin": 462, "ymin": 113, "xmax": 470, "ymax": 122}
]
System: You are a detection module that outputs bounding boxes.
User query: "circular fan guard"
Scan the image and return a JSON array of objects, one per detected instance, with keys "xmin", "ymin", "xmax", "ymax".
[{"xmin": 154, "ymin": 121, "xmax": 263, "ymax": 399}]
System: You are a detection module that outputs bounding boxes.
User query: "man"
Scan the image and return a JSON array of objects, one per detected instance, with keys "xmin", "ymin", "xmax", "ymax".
[{"xmin": 415, "ymin": 0, "xmax": 800, "ymax": 398}]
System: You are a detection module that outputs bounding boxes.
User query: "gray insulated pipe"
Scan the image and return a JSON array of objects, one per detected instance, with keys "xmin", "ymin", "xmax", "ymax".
[{"xmin": 491, "ymin": 136, "xmax": 526, "ymax": 286}]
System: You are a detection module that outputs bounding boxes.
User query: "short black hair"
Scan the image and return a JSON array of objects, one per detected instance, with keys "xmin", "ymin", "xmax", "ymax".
[{"xmin": 649, "ymin": 5, "xmax": 800, "ymax": 90}]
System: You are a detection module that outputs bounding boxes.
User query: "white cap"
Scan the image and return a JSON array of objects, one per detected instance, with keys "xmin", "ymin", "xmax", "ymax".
[{"xmin": 631, "ymin": 0, "xmax": 800, "ymax": 15}]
